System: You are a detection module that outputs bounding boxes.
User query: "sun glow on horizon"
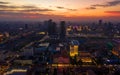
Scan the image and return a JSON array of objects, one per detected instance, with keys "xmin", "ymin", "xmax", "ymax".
[{"xmin": 0, "ymin": 0, "xmax": 120, "ymax": 21}]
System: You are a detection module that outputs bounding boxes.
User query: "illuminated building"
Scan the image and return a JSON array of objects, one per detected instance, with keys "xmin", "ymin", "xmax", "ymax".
[
  {"xmin": 67, "ymin": 26, "xmax": 72, "ymax": 31},
  {"xmin": 66, "ymin": 25, "xmax": 72, "ymax": 35},
  {"xmin": 0, "ymin": 33, "xmax": 3, "ymax": 42},
  {"xmin": 4, "ymin": 32, "xmax": 10, "ymax": 38},
  {"xmin": 70, "ymin": 40, "xmax": 79, "ymax": 57},
  {"xmin": 77, "ymin": 51, "xmax": 94, "ymax": 64},
  {"xmin": 112, "ymin": 40, "xmax": 120, "ymax": 57},
  {"xmin": 77, "ymin": 26, "xmax": 82, "ymax": 31},
  {"xmin": 4, "ymin": 69, "xmax": 27, "ymax": 75},
  {"xmin": 81, "ymin": 57, "xmax": 92, "ymax": 63},
  {"xmin": 37, "ymin": 32, "xmax": 46, "ymax": 35}
]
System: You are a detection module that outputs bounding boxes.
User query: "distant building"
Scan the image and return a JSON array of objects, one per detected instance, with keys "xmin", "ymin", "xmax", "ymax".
[
  {"xmin": 25, "ymin": 24, "xmax": 28, "ymax": 29},
  {"xmin": 99, "ymin": 19, "xmax": 103, "ymax": 25},
  {"xmin": 14, "ymin": 60, "xmax": 33, "ymax": 65},
  {"xmin": 70, "ymin": 40, "xmax": 79, "ymax": 57},
  {"xmin": 97, "ymin": 19, "xmax": 105, "ymax": 35},
  {"xmin": 105, "ymin": 22, "xmax": 114, "ymax": 37},
  {"xmin": 77, "ymin": 51, "xmax": 93, "ymax": 64},
  {"xmin": 60, "ymin": 21, "xmax": 66, "ymax": 39},
  {"xmin": 0, "ymin": 51, "xmax": 17, "ymax": 62},
  {"xmin": 34, "ymin": 43, "xmax": 49, "ymax": 54},
  {"xmin": 43, "ymin": 20, "xmax": 49, "ymax": 31},
  {"xmin": 87, "ymin": 70, "xmax": 96, "ymax": 75},
  {"xmin": 112, "ymin": 40, "xmax": 120, "ymax": 58},
  {"xmin": 22, "ymin": 47, "xmax": 34, "ymax": 57},
  {"xmin": 4, "ymin": 32, "xmax": 10, "ymax": 38},
  {"xmin": 0, "ymin": 33, "xmax": 4, "ymax": 42},
  {"xmin": 48, "ymin": 19, "xmax": 57, "ymax": 36},
  {"xmin": 4, "ymin": 68, "xmax": 27, "ymax": 75}
]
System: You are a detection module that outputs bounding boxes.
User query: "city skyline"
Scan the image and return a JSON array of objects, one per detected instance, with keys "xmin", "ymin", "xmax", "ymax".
[{"xmin": 0, "ymin": 0, "xmax": 120, "ymax": 22}]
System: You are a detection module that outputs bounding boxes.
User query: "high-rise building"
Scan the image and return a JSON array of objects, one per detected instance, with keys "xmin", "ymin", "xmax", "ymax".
[
  {"xmin": 99, "ymin": 19, "xmax": 102, "ymax": 25},
  {"xmin": 97, "ymin": 19, "xmax": 105, "ymax": 35},
  {"xmin": 105, "ymin": 22, "xmax": 114, "ymax": 37},
  {"xmin": 112, "ymin": 40, "xmax": 120, "ymax": 57},
  {"xmin": 43, "ymin": 20, "xmax": 49, "ymax": 31},
  {"xmin": 70, "ymin": 40, "xmax": 79, "ymax": 57},
  {"xmin": 60, "ymin": 21, "xmax": 66, "ymax": 39},
  {"xmin": 48, "ymin": 19, "xmax": 57, "ymax": 36},
  {"xmin": 25, "ymin": 24, "xmax": 28, "ymax": 29}
]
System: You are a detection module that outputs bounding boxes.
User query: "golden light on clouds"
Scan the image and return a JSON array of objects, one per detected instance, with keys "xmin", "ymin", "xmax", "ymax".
[{"xmin": 0, "ymin": 0, "xmax": 120, "ymax": 21}]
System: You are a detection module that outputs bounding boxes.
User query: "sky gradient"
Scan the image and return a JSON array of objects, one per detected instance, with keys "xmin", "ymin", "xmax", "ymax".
[{"xmin": 0, "ymin": 0, "xmax": 120, "ymax": 22}]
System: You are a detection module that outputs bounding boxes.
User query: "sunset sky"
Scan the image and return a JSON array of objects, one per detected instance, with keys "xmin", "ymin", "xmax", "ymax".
[{"xmin": 0, "ymin": 0, "xmax": 120, "ymax": 22}]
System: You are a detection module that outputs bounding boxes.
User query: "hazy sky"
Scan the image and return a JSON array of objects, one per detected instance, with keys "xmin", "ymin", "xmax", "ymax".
[{"xmin": 0, "ymin": 0, "xmax": 120, "ymax": 22}]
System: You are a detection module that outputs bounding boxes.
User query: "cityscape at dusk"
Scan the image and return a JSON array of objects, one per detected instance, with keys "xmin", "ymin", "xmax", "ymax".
[{"xmin": 0, "ymin": 0, "xmax": 120, "ymax": 75}]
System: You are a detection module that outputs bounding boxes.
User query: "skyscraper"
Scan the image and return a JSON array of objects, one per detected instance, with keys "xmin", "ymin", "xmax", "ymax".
[
  {"xmin": 48, "ymin": 19, "xmax": 57, "ymax": 36},
  {"xmin": 25, "ymin": 24, "xmax": 28, "ymax": 29},
  {"xmin": 70, "ymin": 40, "xmax": 79, "ymax": 57},
  {"xmin": 60, "ymin": 21, "xmax": 66, "ymax": 39},
  {"xmin": 99, "ymin": 19, "xmax": 103, "ymax": 25}
]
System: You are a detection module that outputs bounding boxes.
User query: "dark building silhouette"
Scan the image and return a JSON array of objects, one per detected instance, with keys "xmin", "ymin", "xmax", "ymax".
[
  {"xmin": 105, "ymin": 22, "xmax": 114, "ymax": 38},
  {"xmin": 97, "ymin": 20, "xmax": 105, "ymax": 34},
  {"xmin": 25, "ymin": 24, "xmax": 28, "ymax": 29},
  {"xmin": 99, "ymin": 19, "xmax": 103, "ymax": 25},
  {"xmin": 60, "ymin": 21, "xmax": 66, "ymax": 39},
  {"xmin": 48, "ymin": 19, "xmax": 57, "ymax": 36},
  {"xmin": 42, "ymin": 21, "xmax": 49, "ymax": 31}
]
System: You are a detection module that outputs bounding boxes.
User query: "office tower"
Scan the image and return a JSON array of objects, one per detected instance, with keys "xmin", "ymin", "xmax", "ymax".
[
  {"xmin": 112, "ymin": 40, "xmax": 120, "ymax": 57},
  {"xmin": 105, "ymin": 22, "xmax": 114, "ymax": 37},
  {"xmin": 60, "ymin": 21, "xmax": 66, "ymax": 39},
  {"xmin": 48, "ymin": 19, "xmax": 57, "ymax": 36},
  {"xmin": 48, "ymin": 19, "xmax": 52, "ymax": 36},
  {"xmin": 70, "ymin": 40, "xmax": 79, "ymax": 57},
  {"xmin": 25, "ymin": 24, "xmax": 28, "ymax": 29},
  {"xmin": 98, "ymin": 20, "xmax": 103, "ymax": 30},
  {"xmin": 99, "ymin": 19, "xmax": 102, "ymax": 25}
]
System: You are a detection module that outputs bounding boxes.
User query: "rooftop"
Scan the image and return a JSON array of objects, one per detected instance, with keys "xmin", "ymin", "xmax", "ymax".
[{"xmin": 71, "ymin": 40, "xmax": 79, "ymax": 45}]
